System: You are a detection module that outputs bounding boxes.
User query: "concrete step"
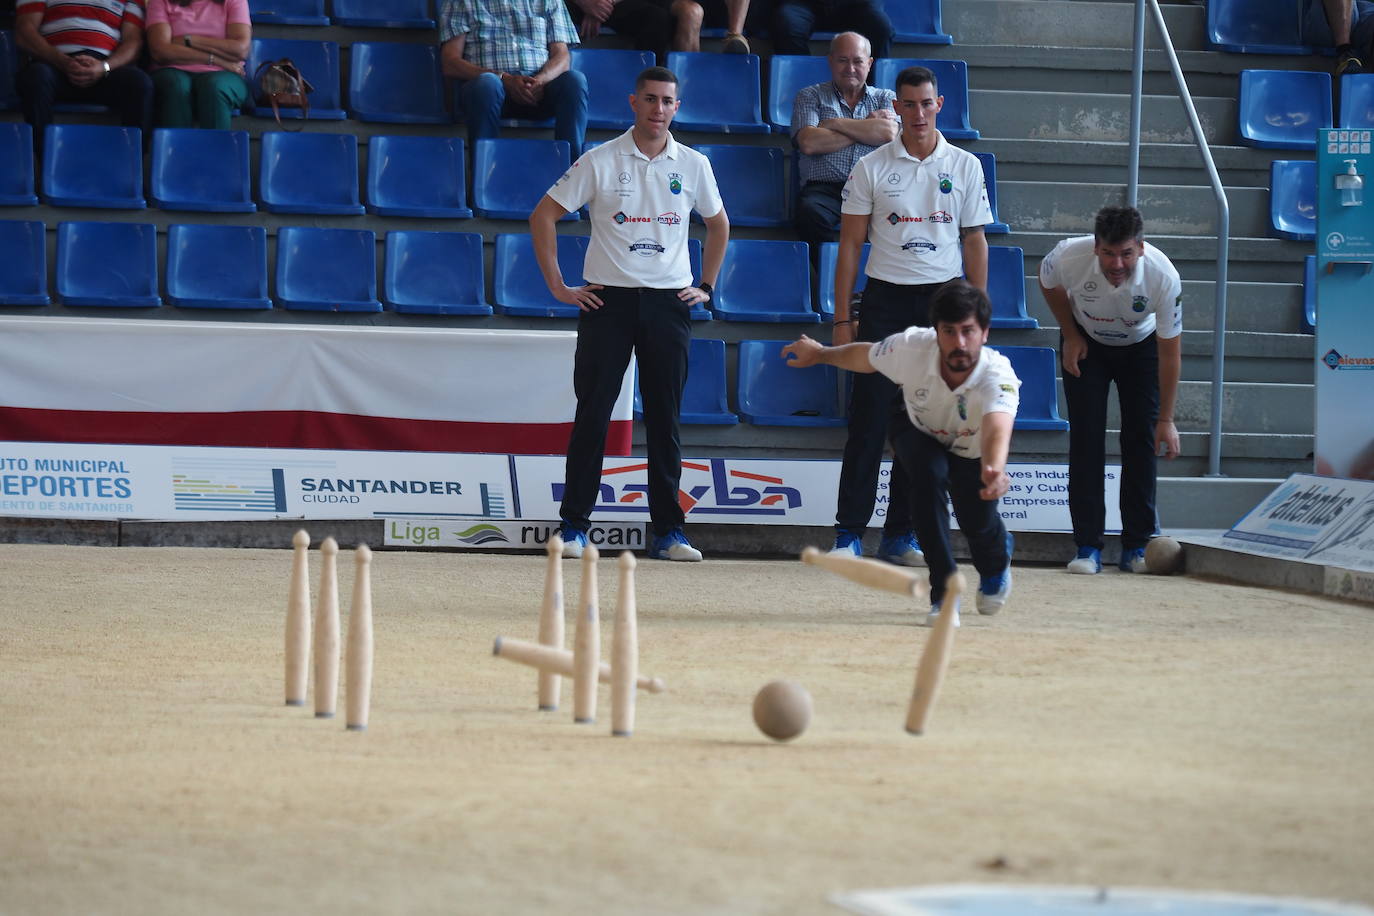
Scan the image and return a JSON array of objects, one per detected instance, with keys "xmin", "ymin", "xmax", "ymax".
[
  {"xmin": 972, "ymin": 137, "xmax": 1293, "ymax": 190},
  {"xmin": 945, "ymin": 0, "xmax": 1206, "ymax": 52},
  {"xmin": 1014, "ymin": 277, "xmax": 1305, "ymax": 335},
  {"xmin": 1009, "ymin": 233, "xmax": 1313, "ymax": 284},
  {"xmin": 998, "ymin": 178, "xmax": 1270, "ymax": 238},
  {"xmin": 969, "ymin": 88, "xmax": 1234, "ymax": 145}
]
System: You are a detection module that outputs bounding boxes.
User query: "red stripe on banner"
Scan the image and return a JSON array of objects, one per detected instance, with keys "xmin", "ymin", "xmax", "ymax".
[{"xmin": 0, "ymin": 407, "xmax": 632, "ymax": 457}]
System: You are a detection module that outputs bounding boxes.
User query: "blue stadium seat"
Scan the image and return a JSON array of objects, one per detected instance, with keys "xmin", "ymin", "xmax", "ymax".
[
  {"xmin": 1270, "ymin": 159, "xmax": 1316, "ymax": 240},
  {"xmin": 972, "ymin": 151, "xmax": 1010, "ymax": 234},
  {"xmin": 712, "ymin": 239, "xmax": 819, "ymax": 323},
  {"xmin": 997, "ymin": 346, "xmax": 1068, "ymax": 431},
  {"xmin": 888, "ymin": 0, "xmax": 954, "ymax": 44},
  {"xmin": 695, "ymin": 144, "xmax": 788, "ymax": 227},
  {"xmin": 367, "ymin": 135, "xmax": 472, "ymax": 218},
  {"xmin": 42, "ymin": 124, "xmax": 145, "ymax": 208},
  {"xmin": 472, "ymin": 138, "xmax": 575, "ymax": 220},
  {"xmin": 149, "ymin": 128, "xmax": 255, "ymax": 213},
  {"xmin": 0, "ymin": 29, "xmax": 19, "ymax": 110},
  {"xmin": 260, "ymin": 131, "xmax": 365, "ymax": 215},
  {"xmin": 1302, "ymin": 254, "xmax": 1317, "ymax": 334},
  {"xmin": 985, "ymin": 246, "xmax": 1038, "ymax": 329},
  {"xmin": 0, "ymin": 220, "xmax": 50, "ymax": 305},
  {"xmin": 331, "ymin": 0, "xmax": 433, "ymax": 29},
  {"xmin": 767, "ymin": 54, "xmax": 832, "ymax": 132},
  {"xmin": 634, "ymin": 338, "xmax": 738, "ymax": 424},
  {"xmin": 684, "ymin": 237, "xmax": 712, "ymax": 321},
  {"xmin": 1339, "ymin": 74, "xmax": 1374, "ymax": 127},
  {"xmin": 1238, "ymin": 69, "xmax": 1331, "ymax": 149},
  {"xmin": 817, "ymin": 241, "xmax": 871, "ymax": 318},
  {"xmin": 740, "ymin": 339, "xmax": 846, "ymax": 427},
  {"xmin": 572, "ymin": 47, "xmax": 654, "ymax": 130},
  {"xmin": 56, "ymin": 221, "xmax": 160, "ymax": 307},
  {"xmin": 873, "ymin": 58, "xmax": 978, "ymax": 140},
  {"xmin": 0, "ymin": 122, "xmax": 37, "ymax": 205},
  {"xmin": 247, "ymin": 39, "xmax": 345, "ymax": 120},
  {"xmin": 383, "ymin": 230, "xmax": 491, "ymax": 315},
  {"xmin": 249, "ymin": 0, "xmax": 327, "ymax": 26},
  {"xmin": 166, "ymin": 224, "xmax": 270, "ymax": 310},
  {"xmin": 493, "ymin": 233, "xmax": 587, "ymax": 318},
  {"xmin": 349, "ymin": 41, "xmax": 448, "ymax": 124},
  {"xmin": 666, "ymin": 52, "xmax": 770, "ymax": 133},
  {"xmin": 275, "ymin": 227, "xmax": 382, "ymax": 312},
  {"xmin": 1207, "ymin": 0, "xmax": 1315, "ymax": 54}
]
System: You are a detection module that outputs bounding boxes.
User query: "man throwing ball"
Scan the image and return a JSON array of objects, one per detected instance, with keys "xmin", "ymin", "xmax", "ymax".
[{"xmin": 783, "ymin": 279, "xmax": 1019, "ymax": 627}]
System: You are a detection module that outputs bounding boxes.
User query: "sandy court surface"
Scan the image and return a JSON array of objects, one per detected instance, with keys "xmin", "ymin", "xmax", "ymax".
[{"xmin": 1, "ymin": 542, "xmax": 1372, "ymax": 915}]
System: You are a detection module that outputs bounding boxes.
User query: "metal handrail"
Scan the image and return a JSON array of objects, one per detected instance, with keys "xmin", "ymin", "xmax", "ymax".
[{"xmin": 1129, "ymin": 0, "xmax": 1230, "ymax": 477}]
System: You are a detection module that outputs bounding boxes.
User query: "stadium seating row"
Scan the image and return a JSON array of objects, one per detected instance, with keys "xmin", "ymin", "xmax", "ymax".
[
  {"xmin": 0, "ymin": 38, "xmax": 980, "ymax": 137},
  {"xmin": 0, "ymin": 218, "xmax": 1039, "ymax": 326},
  {"xmin": 1237, "ymin": 70, "xmax": 1374, "ymax": 148},
  {"xmin": 242, "ymin": 0, "xmax": 955, "ymax": 46},
  {"xmin": 0, "ymin": 123, "xmax": 1013, "ymax": 232}
]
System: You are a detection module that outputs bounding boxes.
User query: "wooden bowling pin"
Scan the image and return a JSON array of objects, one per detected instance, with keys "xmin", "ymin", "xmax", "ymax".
[
  {"xmin": 537, "ymin": 534, "xmax": 565, "ymax": 711},
  {"xmin": 492, "ymin": 637, "xmax": 665, "ymax": 693},
  {"xmin": 611, "ymin": 552, "xmax": 638, "ymax": 737},
  {"xmin": 345, "ymin": 544, "xmax": 373, "ymax": 731},
  {"xmin": 572, "ymin": 543, "xmax": 600, "ymax": 724},
  {"xmin": 313, "ymin": 537, "xmax": 340, "ymax": 718},
  {"xmin": 284, "ymin": 529, "xmax": 311, "ymax": 707},
  {"xmin": 905, "ymin": 572, "xmax": 964, "ymax": 735}
]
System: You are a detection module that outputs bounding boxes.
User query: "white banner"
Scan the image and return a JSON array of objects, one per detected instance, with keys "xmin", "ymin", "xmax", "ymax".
[
  {"xmin": 1223, "ymin": 473, "xmax": 1374, "ymax": 571},
  {"xmin": 383, "ymin": 519, "xmax": 646, "ymax": 551},
  {"xmin": 0, "ymin": 442, "xmax": 513, "ymax": 520}
]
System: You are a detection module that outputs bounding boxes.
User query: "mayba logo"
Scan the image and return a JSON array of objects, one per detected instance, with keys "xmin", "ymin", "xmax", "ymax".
[
  {"xmin": 656, "ymin": 212, "xmax": 681, "ymax": 225},
  {"xmin": 550, "ymin": 458, "xmax": 802, "ymax": 517},
  {"xmin": 1322, "ymin": 348, "xmax": 1374, "ymax": 370}
]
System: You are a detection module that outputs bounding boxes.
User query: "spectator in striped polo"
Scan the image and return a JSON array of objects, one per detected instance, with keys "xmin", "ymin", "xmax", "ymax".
[{"xmin": 14, "ymin": 0, "xmax": 154, "ymax": 154}]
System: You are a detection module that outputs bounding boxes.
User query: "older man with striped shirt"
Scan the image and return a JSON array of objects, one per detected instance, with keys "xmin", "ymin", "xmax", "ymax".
[{"xmin": 15, "ymin": 0, "xmax": 154, "ymax": 154}]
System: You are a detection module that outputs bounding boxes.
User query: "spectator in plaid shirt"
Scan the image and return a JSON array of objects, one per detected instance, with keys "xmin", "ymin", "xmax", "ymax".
[
  {"xmin": 791, "ymin": 31, "xmax": 896, "ymax": 268},
  {"xmin": 439, "ymin": 0, "xmax": 589, "ymax": 157}
]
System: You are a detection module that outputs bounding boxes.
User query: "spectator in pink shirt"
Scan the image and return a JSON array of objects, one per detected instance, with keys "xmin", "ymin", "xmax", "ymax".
[{"xmin": 144, "ymin": 0, "xmax": 250, "ymax": 129}]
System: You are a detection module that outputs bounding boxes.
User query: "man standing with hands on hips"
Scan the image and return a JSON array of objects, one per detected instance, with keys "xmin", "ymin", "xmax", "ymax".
[
  {"xmin": 783, "ymin": 280, "xmax": 1020, "ymax": 628},
  {"xmin": 1038, "ymin": 205, "xmax": 1183, "ymax": 575},
  {"xmin": 530, "ymin": 66, "xmax": 729, "ymax": 562},
  {"xmin": 829, "ymin": 65, "xmax": 992, "ymax": 567}
]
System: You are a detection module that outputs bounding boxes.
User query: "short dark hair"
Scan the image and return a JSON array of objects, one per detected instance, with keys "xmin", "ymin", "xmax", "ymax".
[
  {"xmin": 1094, "ymin": 206, "xmax": 1144, "ymax": 246},
  {"xmin": 928, "ymin": 279, "xmax": 991, "ymax": 330},
  {"xmin": 895, "ymin": 65, "xmax": 937, "ymax": 95},
  {"xmin": 635, "ymin": 66, "xmax": 679, "ymax": 92}
]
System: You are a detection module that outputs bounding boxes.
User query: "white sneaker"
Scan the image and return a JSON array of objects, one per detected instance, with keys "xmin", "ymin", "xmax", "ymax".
[
  {"xmin": 649, "ymin": 529, "xmax": 703, "ymax": 562},
  {"xmin": 924, "ymin": 601, "xmax": 961, "ymax": 628},
  {"xmin": 1067, "ymin": 546, "xmax": 1101, "ymax": 575},
  {"xmin": 561, "ymin": 526, "xmax": 587, "ymax": 559}
]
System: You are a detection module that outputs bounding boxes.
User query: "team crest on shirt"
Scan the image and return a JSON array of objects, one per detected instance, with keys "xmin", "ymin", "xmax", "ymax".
[
  {"xmin": 629, "ymin": 238, "xmax": 666, "ymax": 257},
  {"xmin": 1132, "ymin": 295, "xmax": 1149, "ymax": 312},
  {"xmin": 938, "ymin": 172, "xmax": 953, "ymax": 193},
  {"xmin": 956, "ymin": 394, "xmax": 968, "ymax": 420},
  {"xmin": 668, "ymin": 172, "xmax": 683, "ymax": 194}
]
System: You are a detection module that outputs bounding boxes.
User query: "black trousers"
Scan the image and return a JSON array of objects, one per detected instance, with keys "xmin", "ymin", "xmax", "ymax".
[
  {"xmin": 17, "ymin": 59, "xmax": 154, "ymax": 152},
  {"xmin": 890, "ymin": 410, "xmax": 1010, "ymax": 606},
  {"xmin": 834, "ymin": 276, "xmax": 941, "ymax": 536},
  {"xmin": 1061, "ymin": 325, "xmax": 1161, "ymax": 551},
  {"xmin": 770, "ymin": 0, "xmax": 893, "ymax": 58},
  {"xmin": 569, "ymin": 0, "xmax": 676, "ymax": 65},
  {"xmin": 561, "ymin": 286, "xmax": 692, "ymax": 538}
]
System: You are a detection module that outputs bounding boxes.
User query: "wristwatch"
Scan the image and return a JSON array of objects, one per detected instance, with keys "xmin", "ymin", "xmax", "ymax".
[
  {"xmin": 183, "ymin": 35, "xmax": 192, "ymax": 47},
  {"xmin": 698, "ymin": 282, "xmax": 713, "ymax": 296},
  {"xmin": 101, "ymin": 59, "xmax": 110, "ymax": 73}
]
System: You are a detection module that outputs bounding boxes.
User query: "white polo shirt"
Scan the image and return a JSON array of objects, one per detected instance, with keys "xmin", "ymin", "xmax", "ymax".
[
  {"xmin": 868, "ymin": 327, "xmax": 1020, "ymax": 459},
  {"xmin": 840, "ymin": 132, "xmax": 992, "ymax": 286},
  {"xmin": 1038, "ymin": 235, "xmax": 1184, "ymax": 346},
  {"xmin": 546, "ymin": 129, "xmax": 723, "ymax": 290}
]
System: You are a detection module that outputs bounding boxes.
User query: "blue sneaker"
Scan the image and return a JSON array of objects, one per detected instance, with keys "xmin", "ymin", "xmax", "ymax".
[
  {"xmin": 829, "ymin": 531, "xmax": 862, "ymax": 558},
  {"xmin": 559, "ymin": 523, "xmax": 588, "ymax": 559},
  {"xmin": 649, "ymin": 529, "xmax": 702, "ymax": 562},
  {"xmin": 878, "ymin": 532, "xmax": 925, "ymax": 568},
  {"xmin": 1067, "ymin": 545, "xmax": 1101, "ymax": 575},
  {"xmin": 1119, "ymin": 547, "xmax": 1147, "ymax": 573},
  {"xmin": 976, "ymin": 531, "xmax": 1014, "ymax": 615}
]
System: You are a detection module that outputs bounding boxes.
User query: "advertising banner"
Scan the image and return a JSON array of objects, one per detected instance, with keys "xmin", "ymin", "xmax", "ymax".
[
  {"xmin": 1221, "ymin": 473, "xmax": 1374, "ymax": 570},
  {"xmin": 382, "ymin": 519, "xmax": 647, "ymax": 551}
]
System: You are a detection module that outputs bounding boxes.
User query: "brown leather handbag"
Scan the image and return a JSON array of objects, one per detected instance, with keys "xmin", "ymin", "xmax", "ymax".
[{"xmin": 253, "ymin": 58, "xmax": 314, "ymax": 129}]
